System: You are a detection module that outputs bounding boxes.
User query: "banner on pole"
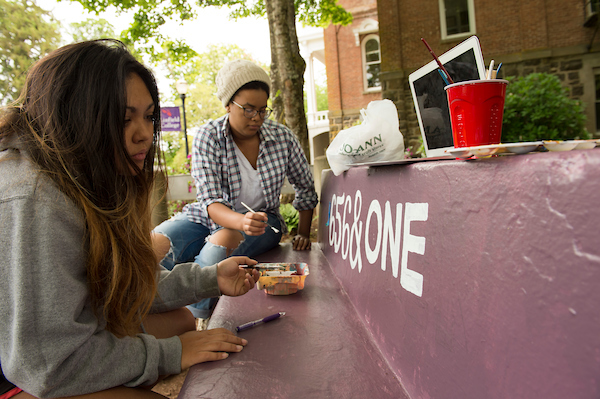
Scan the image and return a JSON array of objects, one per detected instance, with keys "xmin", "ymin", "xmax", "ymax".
[{"xmin": 161, "ymin": 107, "xmax": 181, "ymax": 131}]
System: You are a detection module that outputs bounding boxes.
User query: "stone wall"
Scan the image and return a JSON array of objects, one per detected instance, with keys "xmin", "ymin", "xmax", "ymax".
[
  {"xmin": 327, "ymin": 109, "xmax": 363, "ymax": 140},
  {"xmin": 380, "ymin": 70, "xmax": 423, "ymax": 154},
  {"xmin": 500, "ymin": 55, "xmax": 586, "ymax": 99}
]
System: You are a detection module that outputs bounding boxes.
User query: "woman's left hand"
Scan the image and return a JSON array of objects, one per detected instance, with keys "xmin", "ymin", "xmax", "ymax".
[
  {"xmin": 216, "ymin": 256, "xmax": 260, "ymax": 296},
  {"xmin": 292, "ymin": 234, "xmax": 311, "ymax": 251}
]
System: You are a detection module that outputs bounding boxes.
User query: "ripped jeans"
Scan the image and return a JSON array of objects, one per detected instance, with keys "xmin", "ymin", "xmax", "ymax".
[{"xmin": 153, "ymin": 212, "xmax": 282, "ymax": 318}]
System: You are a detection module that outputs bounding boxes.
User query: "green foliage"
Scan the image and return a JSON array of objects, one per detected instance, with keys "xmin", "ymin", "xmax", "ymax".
[
  {"xmin": 197, "ymin": 0, "xmax": 353, "ymax": 27},
  {"xmin": 316, "ymin": 84, "xmax": 328, "ymax": 111},
  {"xmin": 414, "ymin": 135, "xmax": 425, "ymax": 157},
  {"xmin": 0, "ymin": 2, "xmax": 133, "ymax": 105},
  {"xmin": 295, "ymin": 0, "xmax": 353, "ymax": 27},
  {"xmin": 174, "ymin": 44, "xmax": 258, "ymax": 127},
  {"xmin": 161, "ymin": 131, "xmax": 184, "ymax": 169},
  {"xmin": 160, "ymin": 44, "xmax": 262, "ymax": 175},
  {"xmin": 502, "ymin": 73, "xmax": 589, "ymax": 142},
  {"xmin": 280, "ymin": 203, "xmax": 299, "ymax": 232},
  {"xmin": 303, "ymin": 81, "xmax": 328, "ymax": 112},
  {"xmin": 164, "ymin": 143, "xmax": 191, "ymax": 175},
  {"xmin": 0, "ymin": 0, "xmax": 61, "ymax": 104},
  {"xmin": 65, "ymin": 0, "xmax": 352, "ymax": 63},
  {"xmin": 69, "ymin": 18, "xmax": 116, "ymax": 42},
  {"xmin": 185, "ymin": 44, "xmax": 261, "ymax": 86},
  {"xmin": 404, "ymin": 135, "xmax": 425, "ymax": 159}
]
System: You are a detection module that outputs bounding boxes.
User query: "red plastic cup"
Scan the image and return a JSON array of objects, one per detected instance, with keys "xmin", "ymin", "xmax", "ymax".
[{"xmin": 445, "ymin": 79, "xmax": 508, "ymax": 148}]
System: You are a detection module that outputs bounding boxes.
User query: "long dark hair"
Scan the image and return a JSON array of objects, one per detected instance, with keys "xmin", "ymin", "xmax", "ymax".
[{"xmin": 0, "ymin": 39, "xmax": 163, "ymax": 336}]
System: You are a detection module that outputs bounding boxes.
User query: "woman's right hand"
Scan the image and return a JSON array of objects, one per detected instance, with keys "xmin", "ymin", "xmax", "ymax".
[
  {"xmin": 241, "ymin": 211, "xmax": 268, "ymax": 236},
  {"xmin": 179, "ymin": 328, "xmax": 248, "ymax": 370}
]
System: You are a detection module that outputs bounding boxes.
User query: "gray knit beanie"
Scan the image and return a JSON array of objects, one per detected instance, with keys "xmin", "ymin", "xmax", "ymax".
[{"xmin": 216, "ymin": 59, "xmax": 271, "ymax": 107}]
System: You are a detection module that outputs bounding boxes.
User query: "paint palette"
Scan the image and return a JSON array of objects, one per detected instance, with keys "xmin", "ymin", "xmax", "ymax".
[
  {"xmin": 255, "ymin": 263, "xmax": 309, "ymax": 295},
  {"xmin": 446, "ymin": 139, "xmax": 599, "ymax": 159}
]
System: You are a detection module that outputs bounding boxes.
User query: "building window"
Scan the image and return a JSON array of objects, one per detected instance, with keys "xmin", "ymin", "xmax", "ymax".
[
  {"xmin": 362, "ymin": 34, "xmax": 381, "ymax": 91},
  {"xmin": 439, "ymin": 0, "xmax": 476, "ymax": 40},
  {"xmin": 585, "ymin": 0, "xmax": 600, "ymax": 26}
]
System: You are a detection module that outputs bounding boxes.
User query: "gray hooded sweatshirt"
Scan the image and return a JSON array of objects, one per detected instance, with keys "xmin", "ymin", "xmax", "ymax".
[{"xmin": 0, "ymin": 135, "xmax": 221, "ymax": 398}]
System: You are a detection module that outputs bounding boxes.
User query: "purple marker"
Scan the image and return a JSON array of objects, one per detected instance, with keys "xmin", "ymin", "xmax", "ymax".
[{"xmin": 235, "ymin": 312, "xmax": 286, "ymax": 332}]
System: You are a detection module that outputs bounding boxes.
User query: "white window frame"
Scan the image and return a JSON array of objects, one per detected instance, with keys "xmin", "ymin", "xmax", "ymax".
[
  {"xmin": 439, "ymin": 0, "xmax": 476, "ymax": 41},
  {"xmin": 361, "ymin": 34, "xmax": 382, "ymax": 92}
]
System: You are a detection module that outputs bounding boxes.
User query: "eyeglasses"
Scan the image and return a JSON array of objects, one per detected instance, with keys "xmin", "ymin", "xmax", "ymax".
[{"xmin": 231, "ymin": 101, "xmax": 272, "ymax": 119}]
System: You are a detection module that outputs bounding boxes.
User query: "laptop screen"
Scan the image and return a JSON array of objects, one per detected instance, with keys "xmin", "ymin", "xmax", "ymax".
[
  {"xmin": 413, "ymin": 50, "xmax": 479, "ymax": 150},
  {"xmin": 408, "ymin": 36, "xmax": 486, "ymax": 157}
]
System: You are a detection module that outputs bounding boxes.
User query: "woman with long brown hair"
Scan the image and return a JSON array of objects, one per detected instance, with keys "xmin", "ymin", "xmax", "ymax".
[{"xmin": 0, "ymin": 39, "xmax": 259, "ymax": 398}]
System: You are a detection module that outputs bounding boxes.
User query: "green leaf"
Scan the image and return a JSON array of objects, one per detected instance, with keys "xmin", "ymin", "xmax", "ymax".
[
  {"xmin": 0, "ymin": 0, "xmax": 61, "ymax": 104},
  {"xmin": 501, "ymin": 73, "xmax": 589, "ymax": 142},
  {"xmin": 280, "ymin": 203, "xmax": 299, "ymax": 231}
]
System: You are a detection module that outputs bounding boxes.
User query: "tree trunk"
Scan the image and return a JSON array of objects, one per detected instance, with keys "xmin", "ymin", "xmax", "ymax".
[{"xmin": 266, "ymin": 0, "xmax": 310, "ymax": 159}]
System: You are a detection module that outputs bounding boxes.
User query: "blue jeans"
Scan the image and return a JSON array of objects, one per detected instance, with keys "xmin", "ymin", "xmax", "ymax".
[{"xmin": 154, "ymin": 212, "xmax": 282, "ymax": 318}]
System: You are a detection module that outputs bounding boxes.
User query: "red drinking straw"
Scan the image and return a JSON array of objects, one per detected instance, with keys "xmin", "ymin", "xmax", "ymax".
[{"xmin": 421, "ymin": 38, "xmax": 455, "ymax": 84}]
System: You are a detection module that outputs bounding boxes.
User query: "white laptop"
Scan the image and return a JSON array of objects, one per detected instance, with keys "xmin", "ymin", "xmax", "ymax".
[{"xmin": 408, "ymin": 36, "xmax": 486, "ymax": 157}]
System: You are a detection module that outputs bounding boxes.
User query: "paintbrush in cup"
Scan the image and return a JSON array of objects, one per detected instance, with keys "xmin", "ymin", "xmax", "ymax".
[
  {"xmin": 240, "ymin": 202, "xmax": 280, "ymax": 233},
  {"xmin": 421, "ymin": 37, "xmax": 454, "ymax": 84}
]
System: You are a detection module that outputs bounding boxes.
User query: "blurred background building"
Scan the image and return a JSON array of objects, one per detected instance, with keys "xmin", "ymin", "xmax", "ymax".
[{"xmin": 300, "ymin": 0, "xmax": 600, "ymax": 174}]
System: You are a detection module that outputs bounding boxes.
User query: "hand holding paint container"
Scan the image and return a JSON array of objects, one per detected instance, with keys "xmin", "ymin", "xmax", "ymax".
[{"xmin": 445, "ymin": 79, "xmax": 508, "ymax": 148}]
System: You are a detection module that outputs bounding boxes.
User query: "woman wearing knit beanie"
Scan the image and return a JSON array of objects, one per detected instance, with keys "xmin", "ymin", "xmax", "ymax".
[{"xmin": 153, "ymin": 59, "xmax": 318, "ymax": 319}]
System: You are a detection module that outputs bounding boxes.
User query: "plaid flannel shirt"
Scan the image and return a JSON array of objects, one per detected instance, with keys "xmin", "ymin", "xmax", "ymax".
[{"xmin": 183, "ymin": 114, "xmax": 318, "ymax": 234}]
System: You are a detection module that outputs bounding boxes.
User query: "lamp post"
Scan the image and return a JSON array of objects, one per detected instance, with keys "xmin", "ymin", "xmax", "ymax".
[{"xmin": 175, "ymin": 79, "xmax": 189, "ymax": 157}]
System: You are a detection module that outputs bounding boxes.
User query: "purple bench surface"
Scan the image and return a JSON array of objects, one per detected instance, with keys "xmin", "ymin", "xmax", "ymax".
[
  {"xmin": 318, "ymin": 149, "xmax": 600, "ymax": 399},
  {"xmin": 178, "ymin": 244, "xmax": 409, "ymax": 398}
]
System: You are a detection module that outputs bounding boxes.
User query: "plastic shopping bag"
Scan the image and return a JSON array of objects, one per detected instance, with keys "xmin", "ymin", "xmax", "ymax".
[{"xmin": 326, "ymin": 99, "xmax": 404, "ymax": 176}]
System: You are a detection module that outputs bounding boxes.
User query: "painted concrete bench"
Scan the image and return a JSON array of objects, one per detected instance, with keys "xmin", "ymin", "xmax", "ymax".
[
  {"xmin": 178, "ymin": 242, "xmax": 410, "ymax": 398},
  {"xmin": 317, "ymin": 149, "xmax": 600, "ymax": 398},
  {"xmin": 178, "ymin": 148, "xmax": 600, "ymax": 399}
]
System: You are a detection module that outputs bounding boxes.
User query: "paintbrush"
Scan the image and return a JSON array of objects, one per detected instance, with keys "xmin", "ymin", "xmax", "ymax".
[
  {"xmin": 421, "ymin": 38, "xmax": 455, "ymax": 84},
  {"xmin": 241, "ymin": 263, "xmax": 288, "ymax": 270},
  {"xmin": 240, "ymin": 202, "xmax": 280, "ymax": 233}
]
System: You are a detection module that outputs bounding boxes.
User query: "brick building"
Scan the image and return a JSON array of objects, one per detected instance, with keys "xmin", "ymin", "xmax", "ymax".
[
  {"xmin": 318, "ymin": 0, "xmax": 600, "ymax": 155},
  {"xmin": 323, "ymin": 0, "xmax": 382, "ymax": 138},
  {"xmin": 376, "ymin": 0, "xmax": 600, "ymax": 151}
]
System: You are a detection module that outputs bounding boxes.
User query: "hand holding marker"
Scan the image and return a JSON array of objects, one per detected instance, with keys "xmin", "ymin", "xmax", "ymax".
[{"xmin": 240, "ymin": 202, "xmax": 279, "ymax": 233}]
